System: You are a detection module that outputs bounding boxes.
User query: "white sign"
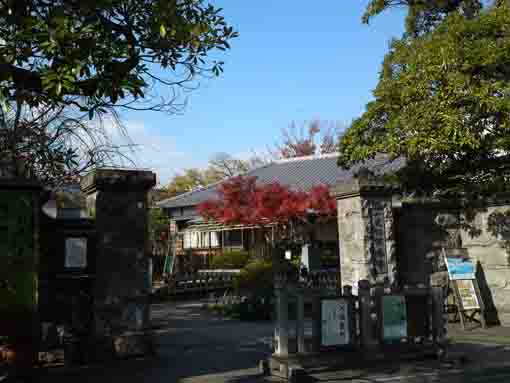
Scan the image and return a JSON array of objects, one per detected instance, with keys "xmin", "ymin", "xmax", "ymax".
[
  {"xmin": 321, "ymin": 299, "xmax": 350, "ymax": 346},
  {"xmin": 65, "ymin": 237, "xmax": 87, "ymax": 268},
  {"xmin": 285, "ymin": 250, "xmax": 292, "ymax": 260},
  {"xmin": 456, "ymin": 279, "xmax": 480, "ymax": 310}
]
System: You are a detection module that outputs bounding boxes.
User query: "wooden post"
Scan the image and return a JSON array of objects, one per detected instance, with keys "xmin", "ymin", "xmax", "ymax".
[
  {"xmin": 274, "ymin": 288, "xmax": 289, "ymax": 357},
  {"xmin": 343, "ymin": 285, "xmax": 356, "ymax": 346},
  {"xmin": 358, "ymin": 280, "xmax": 376, "ymax": 348},
  {"xmin": 431, "ymin": 286, "xmax": 445, "ymax": 344},
  {"xmin": 373, "ymin": 283, "xmax": 384, "ymax": 343},
  {"xmin": 296, "ymin": 290, "xmax": 305, "ymax": 354},
  {"xmin": 311, "ymin": 293, "xmax": 321, "ymax": 353},
  {"xmin": 472, "ymin": 279, "xmax": 487, "ymax": 329}
]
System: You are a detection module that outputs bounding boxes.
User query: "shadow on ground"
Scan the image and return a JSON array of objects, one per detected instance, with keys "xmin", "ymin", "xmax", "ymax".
[{"xmin": 38, "ymin": 301, "xmax": 510, "ymax": 383}]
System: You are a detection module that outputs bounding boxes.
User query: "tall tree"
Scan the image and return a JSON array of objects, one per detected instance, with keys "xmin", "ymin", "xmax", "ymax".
[
  {"xmin": 164, "ymin": 168, "xmax": 221, "ymax": 198},
  {"xmin": 0, "ymin": 0, "xmax": 237, "ymax": 182},
  {"xmin": 362, "ymin": 0, "xmax": 483, "ymax": 36},
  {"xmin": 275, "ymin": 120, "xmax": 343, "ymax": 159},
  {"xmin": 340, "ymin": 4, "xmax": 510, "ymax": 196},
  {"xmin": 0, "ymin": 0, "xmax": 237, "ymax": 115},
  {"xmin": 0, "ymin": 105, "xmax": 133, "ymax": 187},
  {"xmin": 208, "ymin": 152, "xmax": 251, "ymax": 178},
  {"xmin": 158, "ymin": 152, "xmax": 268, "ymax": 201}
]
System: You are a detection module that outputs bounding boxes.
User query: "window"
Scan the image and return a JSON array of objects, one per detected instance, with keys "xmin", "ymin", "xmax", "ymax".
[
  {"xmin": 210, "ymin": 232, "xmax": 219, "ymax": 248},
  {"xmin": 224, "ymin": 230, "xmax": 242, "ymax": 247},
  {"xmin": 183, "ymin": 230, "xmax": 219, "ymax": 249},
  {"xmin": 201, "ymin": 232, "xmax": 210, "ymax": 248}
]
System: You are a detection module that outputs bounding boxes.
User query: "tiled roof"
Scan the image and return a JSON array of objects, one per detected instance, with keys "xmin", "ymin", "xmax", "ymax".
[{"xmin": 156, "ymin": 153, "xmax": 404, "ymax": 209}]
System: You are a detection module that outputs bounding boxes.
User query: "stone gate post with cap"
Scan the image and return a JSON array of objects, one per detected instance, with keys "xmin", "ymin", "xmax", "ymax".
[
  {"xmin": 331, "ymin": 169, "xmax": 399, "ymax": 294},
  {"xmin": 81, "ymin": 168, "xmax": 156, "ymax": 358}
]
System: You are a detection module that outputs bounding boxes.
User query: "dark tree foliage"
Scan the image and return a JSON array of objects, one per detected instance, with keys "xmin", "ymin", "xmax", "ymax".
[
  {"xmin": 0, "ymin": 0, "xmax": 237, "ymax": 185},
  {"xmin": 0, "ymin": 0, "xmax": 238, "ymax": 115},
  {"xmin": 342, "ymin": 3, "xmax": 510, "ymax": 197},
  {"xmin": 363, "ymin": 0, "xmax": 483, "ymax": 36}
]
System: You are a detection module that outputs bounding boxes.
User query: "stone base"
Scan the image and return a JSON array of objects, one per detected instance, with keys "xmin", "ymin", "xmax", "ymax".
[
  {"xmin": 266, "ymin": 344, "xmax": 439, "ymax": 381},
  {"xmin": 113, "ymin": 332, "xmax": 154, "ymax": 358},
  {"xmin": 498, "ymin": 312, "xmax": 510, "ymax": 327}
]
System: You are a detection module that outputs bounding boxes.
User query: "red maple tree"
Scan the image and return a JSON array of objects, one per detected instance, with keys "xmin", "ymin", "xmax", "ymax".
[{"xmin": 197, "ymin": 176, "xmax": 336, "ymax": 226}]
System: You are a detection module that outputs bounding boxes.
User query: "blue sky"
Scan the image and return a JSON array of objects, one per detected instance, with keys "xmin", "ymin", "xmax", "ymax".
[{"xmin": 120, "ymin": 1, "xmax": 406, "ymax": 185}]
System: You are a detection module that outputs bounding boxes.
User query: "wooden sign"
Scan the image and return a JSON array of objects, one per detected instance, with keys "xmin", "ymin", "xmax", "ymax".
[
  {"xmin": 382, "ymin": 295, "xmax": 407, "ymax": 341},
  {"xmin": 442, "ymin": 248, "xmax": 486, "ymax": 329},
  {"xmin": 321, "ymin": 299, "xmax": 350, "ymax": 346},
  {"xmin": 455, "ymin": 279, "xmax": 479, "ymax": 310}
]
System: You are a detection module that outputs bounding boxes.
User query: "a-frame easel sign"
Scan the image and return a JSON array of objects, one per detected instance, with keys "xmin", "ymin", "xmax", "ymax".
[{"xmin": 443, "ymin": 249, "xmax": 487, "ymax": 330}]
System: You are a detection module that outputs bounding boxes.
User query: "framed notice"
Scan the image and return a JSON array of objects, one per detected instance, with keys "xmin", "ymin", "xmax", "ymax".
[
  {"xmin": 455, "ymin": 279, "xmax": 480, "ymax": 310},
  {"xmin": 65, "ymin": 237, "xmax": 87, "ymax": 268},
  {"xmin": 321, "ymin": 299, "xmax": 350, "ymax": 346},
  {"xmin": 382, "ymin": 295, "xmax": 407, "ymax": 341}
]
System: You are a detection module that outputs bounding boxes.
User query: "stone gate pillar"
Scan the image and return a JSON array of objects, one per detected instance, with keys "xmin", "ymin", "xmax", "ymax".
[
  {"xmin": 81, "ymin": 168, "xmax": 156, "ymax": 358},
  {"xmin": 332, "ymin": 169, "xmax": 399, "ymax": 294},
  {"xmin": 0, "ymin": 176, "xmax": 42, "ymax": 375}
]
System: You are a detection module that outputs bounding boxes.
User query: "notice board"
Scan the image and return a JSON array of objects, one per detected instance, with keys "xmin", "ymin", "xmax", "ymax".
[
  {"xmin": 321, "ymin": 299, "xmax": 350, "ymax": 346},
  {"xmin": 382, "ymin": 295, "xmax": 407, "ymax": 341}
]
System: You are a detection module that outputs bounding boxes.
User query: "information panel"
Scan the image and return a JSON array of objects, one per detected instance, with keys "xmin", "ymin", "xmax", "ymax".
[
  {"xmin": 456, "ymin": 279, "xmax": 480, "ymax": 310},
  {"xmin": 321, "ymin": 299, "xmax": 350, "ymax": 346},
  {"xmin": 445, "ymin": 257, "xmax": 475, "ymax": 280},
  {"xmin": 65, "ymin": 237, "xmax": 87, "ymax": 268},
  {"xmin": 382, "ymin": 295, "xmax": 407, "ymax": 341}
]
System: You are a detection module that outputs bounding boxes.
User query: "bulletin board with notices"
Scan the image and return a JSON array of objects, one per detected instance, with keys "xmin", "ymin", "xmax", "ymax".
[{"xmin": 321, "ymin": 298, "xmax": 352, "ymax": 347}]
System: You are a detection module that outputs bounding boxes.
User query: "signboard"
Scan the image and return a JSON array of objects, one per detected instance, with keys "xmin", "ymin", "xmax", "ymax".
[
  {"xmin": 382, "ymin": 295, "xmax": 407, "ymax": 341},
  {"xmin": 65, "ymin": 237, "xmax": 87, "ymax": 268},
  {"xmin": 445, "ymin": 257, "xmax": 475, "ymax": 280},
  {"xmin": 368, "ymin": 202, "xmax": 387, "ymax": 274},
  {"xmin": 321, "ymin": 299, "xmax": 350, "ymax": 346},
  {"xmin": 455, "ymin": 279, "xmax": 480, "ymax": 310}
]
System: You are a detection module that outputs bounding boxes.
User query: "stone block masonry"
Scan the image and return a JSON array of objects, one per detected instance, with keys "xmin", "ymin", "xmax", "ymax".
[
  {"xmin": 332, "ymin": 170, "xmax": 399, "ymax": 294},
  {"xmin": 81, "ymin": 168, "xmax": 156, "ymax": 358}
]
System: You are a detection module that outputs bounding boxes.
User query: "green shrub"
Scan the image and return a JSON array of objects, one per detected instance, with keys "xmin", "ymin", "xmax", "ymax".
[
  {"xmin": 208, "ymin": 300, "xmax": 272, "ymax": 321},
  {"xmin": 211, "ymin": 250, "xmax": 251, "ymax": 269},
  {"xmin": 233, "ymin": 258, "xmax": 273, "ymax": 299}
]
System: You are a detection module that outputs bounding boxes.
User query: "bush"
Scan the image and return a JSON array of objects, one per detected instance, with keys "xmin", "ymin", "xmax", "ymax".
[
  {"xmin": 207, "ymin": 299, "xmax": 273, "ymax": 321},
  {"xmin": 233, "ymin": 258, "xmax": 273, "ymax": 299},
  {"xmin": 211, "ymin": 250, "xmax": 251, "ymax": 269}
]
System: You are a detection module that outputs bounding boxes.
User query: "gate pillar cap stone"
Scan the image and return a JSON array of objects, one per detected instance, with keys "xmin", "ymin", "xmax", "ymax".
[
  {"xmin": 81, "ymin": 168, "xmax": 156, "ymax": 194},
  {"xmin": 331, "ymin": 168, "xmax": 400, "ymax": 200},
  {"xmin": 0, "ymin": 178, "xmax": 41, "ymax": 190}
]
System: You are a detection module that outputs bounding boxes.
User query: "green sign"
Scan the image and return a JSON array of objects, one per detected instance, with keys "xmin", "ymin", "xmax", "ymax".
[{"xmin": 382, "ymin": 295, "xmax": 407, "ymax": 341}]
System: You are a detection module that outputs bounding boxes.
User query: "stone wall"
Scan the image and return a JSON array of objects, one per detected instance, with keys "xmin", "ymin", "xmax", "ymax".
[
  {"xmin": 462, "ymin": 205, "xmax": 510, "ymax": 325},
  {"xmin": 398, "ymin": 201, "xmax": 510, "ymax": 326}
]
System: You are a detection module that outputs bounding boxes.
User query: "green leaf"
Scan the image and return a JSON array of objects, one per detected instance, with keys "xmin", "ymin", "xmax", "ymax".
[{"xmin": 160, "ymin": 24, "xmax": 167, "ymax": 38}]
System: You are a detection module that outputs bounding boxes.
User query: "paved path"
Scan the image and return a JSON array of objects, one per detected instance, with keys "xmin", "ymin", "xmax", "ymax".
[
  {"xmin": 448, "ymin": 322, "xmax": 510, "ymax": 345},
  {"xmin": 39, "ymin": 301, "xmax": 510, "ymax": 383}
]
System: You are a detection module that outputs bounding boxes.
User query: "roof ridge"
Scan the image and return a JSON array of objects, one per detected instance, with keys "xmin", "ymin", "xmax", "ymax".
[
  {"xmin": 275, "ymin": 152, "xmax": 339, "ymax": 163},
  {"xmin": 156, "ymin": 180, "xmax": 221, "ymax": 206},
  {"xmin": 156, "ymin": 161, "xmax": 278, "ymax": 207}
]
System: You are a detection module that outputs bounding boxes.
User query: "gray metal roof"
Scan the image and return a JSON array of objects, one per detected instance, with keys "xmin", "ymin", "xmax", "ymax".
[{"xmin": 157, "ymin": 154, "xmax": 404, "ymax": 209}]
